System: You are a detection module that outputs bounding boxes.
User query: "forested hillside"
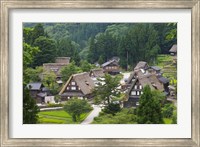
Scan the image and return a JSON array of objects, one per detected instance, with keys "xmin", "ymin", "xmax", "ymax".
[{"xmin": 23, "ymin": 23, "xmax": 176, "ymax": 69}]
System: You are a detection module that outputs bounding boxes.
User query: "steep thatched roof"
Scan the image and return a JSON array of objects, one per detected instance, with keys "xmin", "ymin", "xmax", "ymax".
[
  {"xmin": 59, "ymin": 72, "xmax": 95, "ymax": 95},
  {"xmin": 126, "ymin": 70, "xmax": 144, "ymax": 84},
  {"xmin": 90, "ymin": 69, "xmax": 104, "ymax": 77},
  {"xmin": 169, "ymin": 44, "xmax": 177, "ymax": 53},
  {"xmin": 126, "ymin": 73, "xmax": 164, "ymax": 98},
  {"xmin": 134, "ymin": 61, "xmax": 148, "ymax": 70},
  {"xmin": 139, "ymin": 74, "xmax": 164, "ymax": 91},
  {"xmin": 43, "ymin": 63, "xmax": 68, "ymax": 76}
]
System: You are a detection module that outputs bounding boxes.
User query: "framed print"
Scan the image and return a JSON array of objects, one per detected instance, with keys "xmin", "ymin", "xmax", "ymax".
[{"xmin": 0, "ymin": 0, "xmax": 199, "ymax": 146}]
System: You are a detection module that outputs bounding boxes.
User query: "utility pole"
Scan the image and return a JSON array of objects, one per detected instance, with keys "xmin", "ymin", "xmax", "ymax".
[{"xmin": 127, "ymin": 50, "xmax": 128, "ymax": 71}]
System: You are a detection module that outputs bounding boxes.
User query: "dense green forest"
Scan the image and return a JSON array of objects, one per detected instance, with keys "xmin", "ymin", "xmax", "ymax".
[{"xmin": 23, "ymin": 23, "xmax": 176, "ymax": 69}]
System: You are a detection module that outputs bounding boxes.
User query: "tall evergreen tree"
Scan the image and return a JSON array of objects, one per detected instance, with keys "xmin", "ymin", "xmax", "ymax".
[
  {"xmin": 31, "ymin": 23, "xmax": 45, "ymax": 44},
  {"xmin": 32, "ymin": 36, "xmax": 57, "ymax": 67},
  {"xmin": 23, "ymin": 87, "xmax": 40, "ymax": 124},
  {"xmin": 137, "ymin": 85, "xmax": 164, "ymax": 124}
]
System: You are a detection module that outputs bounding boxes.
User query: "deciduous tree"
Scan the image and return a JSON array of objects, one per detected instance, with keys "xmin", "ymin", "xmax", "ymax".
[
  {"xmin": 64, "ymin": 98, "xmax": 92, "ymax": 122},
  {"xmin": 60, "ymin": 61, "xmax": 82, "ymax": 82},
  {"xmin": 93, "ymin": 74, "xmax": 120, "ymax": 105}
]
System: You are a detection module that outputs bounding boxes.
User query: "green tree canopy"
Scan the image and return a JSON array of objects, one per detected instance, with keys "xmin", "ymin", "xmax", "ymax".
[
  {"xmin": 137, "ymin": 85, "xmax": 164, "ymax": 124},
  {"xmin": 60, "ymin": 61, "xmax": 82, "ymax": 82},
  {"xmin": 32, "ymin": 36, "xmax": 57, "ymax": 67},
  {"xmin": 24, "ymin": 66, "xmax": 43, "ymax": 83},
  {"xmin": 42, "ymin": 72, "xmax": 59, "ymax": 95},
  {"xmin": 63, "ymin": 98, "xmax": 92, "ymax": 122},
  {"xmin": 80, "ymin": 60, "xmax": 92, "ymax": 72},
  {"xmin": 23, "ymin": 87, "xmax": 40, "ymax": 124},
  {"xmin": 93, "ymin": 74, "xmax": 121, "ymax": 105}
]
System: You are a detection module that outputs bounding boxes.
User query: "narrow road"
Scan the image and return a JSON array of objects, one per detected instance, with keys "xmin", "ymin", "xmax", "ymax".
[{"xmin": 81, "ymin": 105, "xmax": 102, "ymax": 124}]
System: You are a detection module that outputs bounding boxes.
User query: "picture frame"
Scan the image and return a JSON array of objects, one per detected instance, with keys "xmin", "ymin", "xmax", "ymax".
[{"xmin": 0, "ymin": 0, "xmax": 199, "ymax": 146}]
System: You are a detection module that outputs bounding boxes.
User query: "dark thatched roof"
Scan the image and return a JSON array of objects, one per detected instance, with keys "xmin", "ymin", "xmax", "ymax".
[
  {"xmin": 169, "ymin": 44, "xmax": 177, "ymax": 53},
  {"xmin": 59, "ymin": 72, "xmax": 95, "ymax": 95}
]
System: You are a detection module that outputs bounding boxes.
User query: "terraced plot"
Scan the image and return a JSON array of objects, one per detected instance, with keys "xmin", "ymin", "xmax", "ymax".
[{"xmin": 156, "ymin": 54, "xmax": 177, "ymax": 81}]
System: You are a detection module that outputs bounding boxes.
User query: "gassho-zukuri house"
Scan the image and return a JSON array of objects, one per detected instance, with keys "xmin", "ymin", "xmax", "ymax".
[
  {"xmin": 89, "ymin": 68, "xmax": 104, "ymax": 78},
  {"xmin": 59, "ymin": 72, "xmax": 95, "ymax": 101},
  {"xmin": 43, "ymin": 57, "xmax": 70, "ymax": 83},
  {"xmin": 123, "ymin": 61, "xmax": 169, "ymax": 108}
]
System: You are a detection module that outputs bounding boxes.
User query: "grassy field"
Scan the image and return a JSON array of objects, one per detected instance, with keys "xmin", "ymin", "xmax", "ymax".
[{"xmin": 38, "ymin": 110, "xmax": 90, "ymax": 124}]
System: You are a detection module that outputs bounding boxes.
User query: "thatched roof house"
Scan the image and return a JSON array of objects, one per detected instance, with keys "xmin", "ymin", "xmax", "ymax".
[
  {"xmin": 89, "ymin": 69, "xmax": 104, "ymax": 78},
  {"xmin": 59, "ymin": 72, "xmax": 95, "ymax": 101},
  {"xmin": 124, "ymin": 73, "xmax": 166, "ymax": 108},
  {"xmin": 126, "ymin": 70, "xmax": 143, "ymax": 85},
  {"xmin": 43, "ymin": 63, "xmax": 68, "ymax": 77},
  {"xmin": 134, "ymin": 61, "xmax": 148, "ymax": 70},
  {"xmin": 43, "ymin": 57, "xmax": 70, "ymax": 78}
]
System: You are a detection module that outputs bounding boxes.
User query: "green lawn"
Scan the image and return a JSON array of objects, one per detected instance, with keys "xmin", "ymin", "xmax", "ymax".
[{"xmin": 38, "ymin": 110, "xmax": 90, "ymax": 124}]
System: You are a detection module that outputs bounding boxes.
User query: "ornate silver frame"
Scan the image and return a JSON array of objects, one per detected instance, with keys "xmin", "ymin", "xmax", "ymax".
[{"xmin": 0, "ymin": 0, "xmax": 199, "ymax": 146}]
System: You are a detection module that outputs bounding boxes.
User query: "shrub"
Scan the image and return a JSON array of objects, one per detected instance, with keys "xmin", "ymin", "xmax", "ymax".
[
  {"xmin": 162, "ymin": 103, "xmax": 174, "ymax": 118},
  {"xmin": 47, "ymin": 103, "xmax": 63, "ymax": 107},
  {"xmin": 103, "ymin": 103, "xmax": 121, "ymax": 115}
]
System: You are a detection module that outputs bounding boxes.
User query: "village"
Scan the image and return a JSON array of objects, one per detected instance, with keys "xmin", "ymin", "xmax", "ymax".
[{"xmin": 26, "ymin": 44, "xmax": 177, "ymax": 124}]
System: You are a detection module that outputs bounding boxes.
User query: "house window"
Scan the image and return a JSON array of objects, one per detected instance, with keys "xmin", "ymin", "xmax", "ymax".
[
  {"xmin": 139, "ymin": 85, "xmax": 142, "ymax": 89},
  {"xmin": 137, "ymin": 91, "xmax": 140, "ymax": 95},
  {"xmin": 71, "ymin": 82, "xmax": 75, "ymax": 85},
  {"xmin": 141, "ymin": 91, "xmax": 143, "ymax": 95},
  {"xmin": 71, "ymin": 86, "xmax": 76, "ymax": 90},
  {"xmin": 67, "ymin": 87, "xmax": 69, "ymax": 90},
  {"xmin": 131, "ymin": 91, "xmax": 136, "ymax": 96},
  {"xmin": 134, "ymin": 85, "xmax": 137, "ymax": 89},
  {"xmin": 136, "ymin": 102, "xmax": 139, "ymax": 106}
]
